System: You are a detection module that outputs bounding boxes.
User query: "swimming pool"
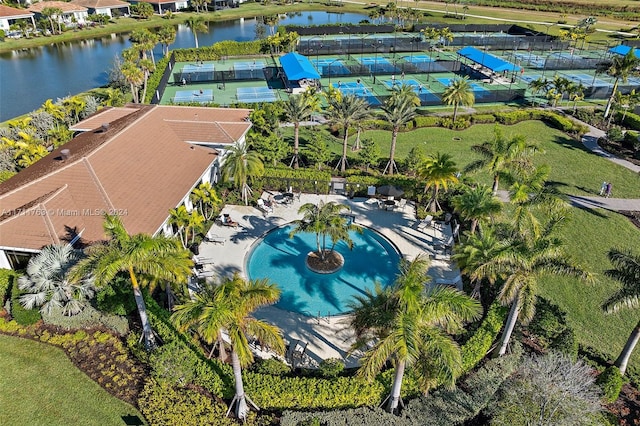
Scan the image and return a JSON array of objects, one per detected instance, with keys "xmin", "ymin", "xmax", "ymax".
[{"xmin": 246, "ymin": 224, "xmax": 401, "ymax": 317}]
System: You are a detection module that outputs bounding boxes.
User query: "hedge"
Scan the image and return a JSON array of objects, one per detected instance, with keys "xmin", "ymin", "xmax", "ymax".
[
  {"xmin": 172, "ymin": 40, "xmax": 265, "ymax": 62},
  {"xmin": 144, "ymin": 55, "xmax": 170, "ymax": 104},
  {"xmin": 460, "ymin": 301, "xmax": 508, "ymax": 374},
  {"xmin": 259, "ymin": 166, "xmax": 332, "ymax": 194},
  {"xmin": 622, "ymin": 111, "xmax": 640, "ymax": 131},
  {"xmin": 0, "ymin": 268, "xmax": 16, "ymax": 306},
  {"xmin": 597, "ymin": 366, "xmax": 624, "ymax": 403}
]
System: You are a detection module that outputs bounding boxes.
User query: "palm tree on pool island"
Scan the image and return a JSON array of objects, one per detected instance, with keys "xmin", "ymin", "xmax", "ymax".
[
  {"xmin": 602, "ymin": 248, "xmax": 640, "ymax": 376},
  {"xmin": 72, "ymin": 214, "xmax": 192, "ymax": 350},
  {"xmin": 349, "ymin": 256, "xmax": 482, "ymax": 414},
  {"xmin": 171, "ymin": 274, "xmax": 284, "ymax": 421},
  {"xmin": 289, "ymin": 201, "xmax": 360, "ymax": 268}
]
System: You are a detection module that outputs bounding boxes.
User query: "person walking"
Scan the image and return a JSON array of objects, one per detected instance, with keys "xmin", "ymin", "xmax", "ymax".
[
  {"xmin": 599, "ymin": 181, "xmax": 608, "ymax": 196},
  {"xmin": 606, "ymin": 182, "xmax": 613, "ymax": 198}
]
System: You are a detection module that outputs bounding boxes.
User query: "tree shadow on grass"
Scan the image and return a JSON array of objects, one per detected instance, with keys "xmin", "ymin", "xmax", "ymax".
[{"xmin": 552, "ymin": 134, "xmax": 592, "ymax": 153}]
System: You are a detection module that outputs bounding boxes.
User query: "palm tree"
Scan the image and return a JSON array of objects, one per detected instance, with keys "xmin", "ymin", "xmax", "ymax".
[
  {"xmin": 283, "ymin": 94, "xmax": 314, "ymax": 169},
  {"xmin": 382, "ymin": 85, "xmax": 418, "ymax": 175},
  {"xmin": 157, "ymin": 24, "xmax": 177, "ymax": 57},
  {"xmin": 452, "ymin": 184, "xmax": 502, "ymax": 235},
  {"xmin": 418, "ymin": 152, "xmax": 459, "ymax": 213},
  {"xmin": 325, "ymin": 94, "xmax": 371, "ymax": 172},
  {"xmin": 602, "ymin": 248, "xmax": 640, "ymax": 376},
  {"xmin": 171, "ymin": 274, "xmax": 285, "ymax": 421},
  {"xmin": 222, "ymin": 141, "xmax": 264, "ymax": 206},
  {"xmin": 289, "ymin": 201, "xmax": 358, "ymax": 262},
  {"xmin": 168, "ymin": 205, "xmax": 191, "ymax": 248},
  {"xmin": 349, "ymin": 256, "xmax": 482, "ymax": 413},
  {"xmin": 453, "ymin": 228, "xmax": 503, "ymax": 300},
  {"xmin": 18, "ymin": 245, "xmax": 95, "ymax": 316},
  {"xmin": 441, "ymin": 77, "xmax": 475, "ymax": 121},
  {"xmin": 121, "ymin": 61, "xmax": 144, "ymax": 104},
  {"xmin": 528, "ymin": 77, "xmax": 549, "ymax": 107},
  {"xmin": 488, "ymin": 218, "xmax": 592, "ymax": 357},
  {"xmin": 190, "ymin": 182, "xmax": 221, "ymax": 220},
  {"xmin": 465, "ymin": 125, "xmax": 540, "ymax": 194},
  {"xmin": 72, "ymin": 214, "xmax": 192, "ymax": 350},
  {"xmin": 604, "ymin": 49, "xmax": 640, "ymax": 119},
  {"xmin": 185, "ymin": 17, "xmax": 208, "ymax": 49}
]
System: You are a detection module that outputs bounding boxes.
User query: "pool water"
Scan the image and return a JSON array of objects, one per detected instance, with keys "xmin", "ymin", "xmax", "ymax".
[{"xmin": 246, "ymin": 224, "xmax": 401, "ymax": 317}]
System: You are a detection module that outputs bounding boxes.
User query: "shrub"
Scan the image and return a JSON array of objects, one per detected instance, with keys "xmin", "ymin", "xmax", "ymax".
[
  {"xmin": 550, "ymin": 328, "xmax": 578, "ymax": 360},
  {"xmin": 0, "ymin": 269, "xmax": 16, "ymax": 306},
  {"xmin": 413, "ymin": 116, "xmax": 441, "ymax": 128},
  {"xmin": 460, "ymin": 301, "xmax": 508, "ymax": 373},
  {"xmin": 597, "ymin": 366, "xmax": 624, "ymax": 403},
  {"xmin": 318, "ymin": 358, "xmax": 345, "ymax": 378},
  {"xmin": 527, "ymin": 298, "xmax": 577, "ymax": 359},
  {"xmin": 622, "ymin": 111, "xmax": 640, "ymax": 131},
  {"xmin": 494, "ymin": 110, "xmax": 532, "ymax": 125},
  {"xmin": 10, "ymin": 279, "xmax": 41, "ymax": 325},
  {"xmin": 143, "ymin": 55, "xmax": 170, "ymax": 103},
  {"xmin": 471, "ymin": 114, "xmax": 496, "ymax": 124},
  {"xmin": 607, "ymin": 127, "xmax": 625, "ymax": 143},
  {"xmin": 252, "ymin": 358, "xmax": 291, "ymax": 376},
  {"xmin": 280, "ymin": 407, "xmax": 407, "ymax": 426},
  {"xmin": 622, "ymin": 130, "xmax": 639, "ymax": 150},
  {"xmin": 42, "ymin": 304, "xmax": 129, "ymax": 335},
  {"xmin": 95, "ymin": 274, "xmax": 136, "ymax": 316},
  {"xmin": 138, "ymin": 379, "xmax": 236, "ymax": 426}
]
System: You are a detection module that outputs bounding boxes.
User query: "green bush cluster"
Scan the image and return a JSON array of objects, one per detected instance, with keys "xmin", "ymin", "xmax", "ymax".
[
  {"xmin": 138, "ymin": 379, "xmax": 236, "ymax": 426},
  {"xmin": 251, "ymin": 358, "xmax": 291, "ymax": 376},
  {"xmin": 259, "ymin": 167, "xmax": 332, "ymax": 194},
  {"xmin": 280, "ymin": 407, "xmax": 407, "ymax": 426},
  {"xmin": 10, "ymin": 279, "xmax": 41, "ymax": 325},
  {"xmin": 471, "ymin": 114, "xmax": 497, "ymax": 124},
  {"xmin": 527, "ymin": 297, "xmax": 578, "ymax": 359},
  {"xmin": 173, "ymin": 40, "xmax": 264, "ymax": 62},
  {"xmin": 460, "ymin": 301, "xmax": 509, "ymax": 373},
  {"xmin": 622, "ymin": 111, "xmax": 640, "ymax": 131},
  {"xmin": 0, "ymin": 268, "xmax": 16, "ymax": 306},
  {"xmin": 144, "ymin": 55, "xmax": 171, "ymax": 103},
  {"xmin": 318, "ymin": 358, "xmax": 345, "ymax": 378},
  {"xmin": 42, "ymin": 304, "xmax": 129, "ymax": 335},
  {"xmin": 597, "ymin": 366, "xmax": 624, "ymax": 403}
]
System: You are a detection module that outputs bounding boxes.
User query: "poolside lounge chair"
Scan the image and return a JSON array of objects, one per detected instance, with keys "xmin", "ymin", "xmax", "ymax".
[
  {"xmin": 257, "ymin": 198, "xmax": 273, "ymax": 215},
  {"xmin": 220, "ymin": 214, "xmax": 239, "ymax": 228},
  {"xmin": 417, "ymin": 215, "xmax": 433, "ymax": 231},
  {"xmin": 435, "ymin": 235, "xmax": 455, "ymax": 255},
  {"xmin": 395, "ymin": 198, "xmax": 407, "ymax": 212},
  {"xmin": 205, "ymin": 229, "xmax": 226, "ymax": 245},
  {"xmin": 364, "ymin": 198, "xmax": 380, "ymax": 209}
]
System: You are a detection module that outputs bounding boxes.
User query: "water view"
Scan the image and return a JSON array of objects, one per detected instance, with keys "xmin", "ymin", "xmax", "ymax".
[{"xmin": 0, "ymin": 11, "xmax": 366, "ymax": 121}]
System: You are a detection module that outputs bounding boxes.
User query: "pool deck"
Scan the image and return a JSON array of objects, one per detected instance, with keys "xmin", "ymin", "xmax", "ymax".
[{"xmin": 196, "ymin": 193, "xmax": 460, "ymax": 368}]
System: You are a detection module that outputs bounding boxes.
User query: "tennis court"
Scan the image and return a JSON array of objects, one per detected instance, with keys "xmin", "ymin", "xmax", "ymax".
[
  {"xmin": 172, "ymin": 89, "xmax": 214, "ymax": 103},
  {"xmin": 312, "ymin": 58, "xmax": 351, "ymax": 76},
  {"xmin": 514, "ymin": 52, "xmax": 546, "ymax": 68},
  {"xmin": 178, "ymin": 63, "xmax": 216, "ymax": 83},
  {"xmin": 233, "ymin": 61, "xmax": 266, "ymax": 79},
  {"xmin": 565, "ymin": 73, "xmax": 613, "ymax": 88},
  {"xmin": 336, "ymin": 82, "xmax": 381, "ymax": 106},
  {"xmin": 358, "ymin": 56, "xmax": 399, "ymax": 74},
  {"xmin": 236, "ymin": 86, "xmax": 278, "ymax": 103}
]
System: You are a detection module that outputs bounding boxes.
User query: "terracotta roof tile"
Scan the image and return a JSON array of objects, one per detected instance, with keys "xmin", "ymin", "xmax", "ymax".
[
  {"xmin": 0, "ymin": 5, "xmax": 34, "ymax": 18},
  {"xmin": 69, "ymin": 0, "xmax": 130, "ymax": 9},
  {"xmin": 28, "ymin": 1, "xmax": 88, "ymax": 13},
  {"xmin": 0, "ymin": 105, "xmax": 251, "ymax": 251},
  {"xmin": 69, "ymin": 106, "xmax": 141, "ymax": 132}
]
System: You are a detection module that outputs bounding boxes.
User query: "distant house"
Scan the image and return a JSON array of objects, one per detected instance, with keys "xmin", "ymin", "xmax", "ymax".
[
  {"xmin": 0, "ymin": 5, "xmax": 36, "ymax": 34},
  {"xmin": 129, "ymin": 0, "xmax": 188, "ymax": 14},
  {"xmin": 28, "ymin": 1, "xmax": 88, "ymax": 28},
  {"xmin": 0, "ymin": 105, "xmax": 252, "ymax": 269},
  {"xmin": 69, "ymin": 0, "xmax": 130, "ymax": 18}
]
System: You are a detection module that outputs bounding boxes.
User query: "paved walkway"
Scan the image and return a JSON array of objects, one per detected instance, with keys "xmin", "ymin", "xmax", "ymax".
[{"xmin": 195, "ymin": 194, "xmax": 459, "ymax": 367}]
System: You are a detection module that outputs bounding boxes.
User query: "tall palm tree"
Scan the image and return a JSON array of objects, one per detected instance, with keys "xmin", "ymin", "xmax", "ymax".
[
  {"xmin": 488, "ymin": 218, "xmax": 592, "ymax": 357},
  {"xmin": 283, "ymin": 94, "xmax": 314, "ymax": 169},
  {"xmin": 442, "ymin": 77, "xmax": 475, "ymax": 121},
  {"xmin": 452, "ymin": 228, "xmax": 503, "ymax": 300},
  {"xmin": 382, "ymin": 85, "xmax": 418, "ymax": 175},
  {"xmin": 602, "ymin": 248, "xmax": 640, "ymax": 376},
  {"xmin": 452, "ymin": 184, "xmax": 502, "ymax": 235},
  {"xmin": 289, "ymin": 201, "xmax": 358, "ymax": 262},
  {"xmin": 168, "ymin": 205, "xmax": 191, "ymax": 248},
  {"xmin": 418, "ymin": 152, "xmax": 459, "ymax": 213},
  {"xmin": 528, "ymin": 77, "xmax": 549, "ymax": 107},
  {"xmin": 157, "ymin": 24, "xmax": 177, "ymax": 57},
  {"xmin": 465, "ymin": 125, "xmax": 540, "ymax": 194},
  {"xmin": 71, "ymin": 214, "xmax": 192, "ymax": 350},
  {"xmin": 18, "ymin": 244, "xmax": 95, "ymax": 316},
  {"xmin": 222, "ymin": 141, "xmax": 264, "ymax": 206},
  {"xmin": 604, "ymin": 49, "xmax": 640, "ymax": 119},
  {"xmin": 171, "ymin": 274, "xmax": 285, "ymax": 421},
  {"xmin": 121, "ymin": 61, "xmax": 144, "ymax": 104},
  {"xmin": 325, "ymin": 94, "xmax": 371, "ymax": 172},
  {"xmin": 190, "ymin": 181, "xmax": 221, "ymax": 220},
  {"xmin": 185, "ymin": 17, "xmax": 208, "ymax": 49},
  {"xmin": 349, "ymin": 256, "xmax": 482, "ymax": 413}
]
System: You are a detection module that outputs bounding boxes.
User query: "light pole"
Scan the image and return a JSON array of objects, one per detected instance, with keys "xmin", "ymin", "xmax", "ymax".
[{"xmin": 327, "ymin": 58, "xmax": 341, "ymax": 87}]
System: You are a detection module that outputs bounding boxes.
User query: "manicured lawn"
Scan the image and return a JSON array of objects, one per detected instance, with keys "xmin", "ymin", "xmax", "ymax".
[
  {"xmin": 538, "ymin": 207, "xmax": 640, "ymax": 372},
  {"xmin": 298, "ymin": 120, "xmax": 640, "ymax": 198},
  {"xmin": 0, "ymin": 334, "xmax": 145, "ymax": 426}
]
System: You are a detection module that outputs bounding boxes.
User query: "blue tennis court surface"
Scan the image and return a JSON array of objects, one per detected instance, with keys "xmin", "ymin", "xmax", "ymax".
[
  {"xmin": 312, "ymin": 59, "xmax": 351, "ymax": 76},
  {"xmin": 565, "ymin": 73, "xmax": 613, "ymax": 88},
  {"xmin": 335, "ymin": 82, "xmax": 380, "ymax": 105},
  {"xmin": 236, "ymin": 87, "xmax": 277, "ymax": 103},
  {"xmin": 382, "ymin": 79, "xmax": 440, "ymax": 103},
  {"xmin": 172, "ymin": 89, "xmax": 214, "ymax": 103},
  {"xmin": 437, "ymin": 77, "xmax": 492, "ymax": 100},
  {"xmin": 514, "ymin": 52, "xmax": 546, "ymax": 68},
  {"xmin": 234, "ymin": 61, "xmax": 266, "ymax": 70},
  {"xmin": 183, "ymin": 63, "xmax": 215, "ymax": 72},
  {"xmin": 358, "ymin": 56, "xmax": 399, "ymax": 73},
  {"xmin": 408, "ymin": 55, "xmax": 434, "ymax": 63}
]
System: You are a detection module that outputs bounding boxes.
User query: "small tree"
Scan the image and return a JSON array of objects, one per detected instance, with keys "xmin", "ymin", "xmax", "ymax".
[
  {"xmin": 358, "ymin": 138, "xmax": 380, "ymax": 173},
  {"xmin": 304, "ymin": 131, "xmax": 332, "ymax": 170}
]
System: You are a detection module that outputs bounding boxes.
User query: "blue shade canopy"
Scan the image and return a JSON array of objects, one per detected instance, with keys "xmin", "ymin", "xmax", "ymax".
[
  {"xmin": 457, "ymin": 46, "xmax": 520, "ymax": 72},
  {"xmin": 609, "ymin": 45, "xmax": 640, "ymax": 59},
  {"xmin": 280, "ymin": 52, "xmax": 321, "ymax": 80}
]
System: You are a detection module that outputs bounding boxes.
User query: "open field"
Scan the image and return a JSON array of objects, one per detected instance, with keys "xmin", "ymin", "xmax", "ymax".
[{"xmin": 0, "ymin": 334, "xmax": 145, "ymax": 426}]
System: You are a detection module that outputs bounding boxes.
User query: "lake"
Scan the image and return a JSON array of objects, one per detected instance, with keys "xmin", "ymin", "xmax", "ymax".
[{"xmin": 0, "ymin": 11, "xmax": 366, "ymax": 121}]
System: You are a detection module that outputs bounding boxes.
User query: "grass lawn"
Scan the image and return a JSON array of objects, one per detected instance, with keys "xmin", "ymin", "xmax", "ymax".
[
  {"xmin": 297, "ymin": 120, "xmax": 640, "ymax": 198},
  {"xmin": 538, "ymin": 207, "xmax": 640, "ymax": 373},
  {"xmin": 0, "ymin": 334, "xmax": 145, "ymax": 426}
]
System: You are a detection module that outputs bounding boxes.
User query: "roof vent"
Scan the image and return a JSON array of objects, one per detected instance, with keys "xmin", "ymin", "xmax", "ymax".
[
  {"xmin": 60, "ymin": 149, "xmax": 71, "ymax": 160},
  {"xmin": 100, "ymin": 123, "xmax": 110, "ymax": 132}
]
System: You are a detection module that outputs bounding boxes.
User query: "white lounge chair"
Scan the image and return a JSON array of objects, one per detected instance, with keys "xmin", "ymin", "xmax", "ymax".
[
  {"xmin": 205, "ymin": 230, "xmax": 226, "ymax": 245},
  {"xmin": 395, "ymin": 198, "xmax": 407, "ymax": 211},
  {"xmin": 417, "ymin": 215, "xmax": 433, "ymax": 231},
  {"xmin": 257, "ymin": 198, "xmax": 273, "ymax": 214}
]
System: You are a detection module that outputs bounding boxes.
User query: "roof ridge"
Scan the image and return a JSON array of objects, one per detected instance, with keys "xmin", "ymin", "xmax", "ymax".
[
  {"xmin": 0, "ymin": 186, "xmax": 66, "ymax": 224},
  {"xmin": 81, "ymin": 157, "xmax": 116, "ymax": 210},
  {"xmin": 213, "ymin": 121, "xmax": 235, "ymax": 144}
]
